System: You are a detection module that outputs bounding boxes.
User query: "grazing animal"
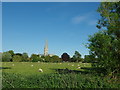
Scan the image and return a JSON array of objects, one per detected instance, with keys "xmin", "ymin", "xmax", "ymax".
[
  {"xmin": 38, "ymin": 68, "xmax": 43, "ymax": 72},
  {"xmin": 31, "ymin": 65, "xmax": 33, "ymax": 67},
  {"xmin": 77, "ymin": 67, "xmax": 81, "ymax": 69}
]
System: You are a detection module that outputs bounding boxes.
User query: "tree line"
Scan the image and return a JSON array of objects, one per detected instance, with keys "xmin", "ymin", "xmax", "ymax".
[{"xmin": 1, "ymin": 50, "xmax": 92, "ymax": 63}]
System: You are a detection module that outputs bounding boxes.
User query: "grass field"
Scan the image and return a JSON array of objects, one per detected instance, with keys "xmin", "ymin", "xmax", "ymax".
[
  {"xmin": 1, "ymin": 62, "xmax": 120, "ymax": 88},
  {"xmin": 2, "ymin": 62, "xmax": 91, "ymax": 75}
]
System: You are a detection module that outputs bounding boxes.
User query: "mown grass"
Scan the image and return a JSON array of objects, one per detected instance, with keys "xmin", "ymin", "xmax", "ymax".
[{"xmin": 1, "ymin": 62, "xmax": 120, "ymax": 88}]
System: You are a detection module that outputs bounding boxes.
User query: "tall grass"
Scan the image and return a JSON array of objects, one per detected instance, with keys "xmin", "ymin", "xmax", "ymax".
[{"xmin": 2, "ymin": 72, "xmax": 120, "ymax": 88}]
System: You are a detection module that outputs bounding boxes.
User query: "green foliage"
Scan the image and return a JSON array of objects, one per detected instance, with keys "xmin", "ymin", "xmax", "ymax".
[
  {"xmin": 50, "ymin": 55, "xmax": 62, "ymax": 62},
  {"xmin": 0, "ymin": 53, "xmax": 2, "ymax": 61},
  {"xmin": 97, "ymin": 2, "xmax": 120, "ymax": 37},
  {"xmin": 2, "ymin": 62, "xmax": 120, "ymax": 88},
  {"xmin": 88, "ymin": 2, "xmax": 120, "ymax": 75},
  {"xmin": 30, "ymin": 54, "xmax": 41, "ymax": 62},
  {"xmin": 84, "ymin": 55, "xmax": 96, "ymax": 63},
  {"xmin": 71, "ymin": 51, "xmax": 83, "ymax": 62},
  {"xmin": 8, "ymin": 50, "xmax": 14, "ymax": 56},
  {"xmin": 44, "ymin": 55, "xmax": 51, "ymax": 62},
  {"xmin": 61, "ymin": 53, "xmax": 70, "ymax": 62},
  {"xmin": 2, "ymin": 52, "xmax": 12, "ymax": 62},
  {"xmin": 13, "ymin": 55, "xmax": 22, "ymax": 62},
  {"xmin": 22, "ymin": 53, "xmax": 29, "ymax": 62},
  {"xmin": 2, "ymin": 72, "xmax": 120, "ymax": 88}
]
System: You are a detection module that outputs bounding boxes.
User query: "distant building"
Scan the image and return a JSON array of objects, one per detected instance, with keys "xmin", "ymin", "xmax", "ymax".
[
  {"xmin": 44, "ymin": 40, "xmax": 48, "ymax": 56},
  {"xmin": 39, "ymin": 40, "xmax": 55, "ymax": 57}
]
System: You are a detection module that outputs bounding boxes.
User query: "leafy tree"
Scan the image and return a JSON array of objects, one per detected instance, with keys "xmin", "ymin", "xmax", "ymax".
[
  {"xmin": 50, "ymin": 55, "xmax": 62, "ymax": 62},
  {"xmin": 61, "ymin": 53, "xmax": 70, "ymax": 62},
  {"xmin": 84, "ymin": 55, "xmax": 96, "ymax": 63},
  {"xmin": 71, "ymin": 51, "xmax": 83, "ymax": 62},
  {"xmin": 30, "ymin": 54, "xmax": 41, "ymax": 62},
  {"xmin": 2, "ymin": 52, "xmax": 12, "ymax": 62},
  {"xmin": 88, "ymin": 2, "xmax": 120, "ymax": 75},
  {"xmin": 15, "ymin": 53, "xmax": 22, "ymax": 56},
  {"xmin": 13, "ymin": 55, "xmax": 22, "ymax": 62},
  {"xmin": 44, "ymin": 55, "xmax": 51, "ymax": 62},
  {"xmin": 22, "ymin": 53, "xmax": 29, "ymax": 62},
  {"xmin": 8, "ymin": 50, "xmax": 14, "ymax": 56}
]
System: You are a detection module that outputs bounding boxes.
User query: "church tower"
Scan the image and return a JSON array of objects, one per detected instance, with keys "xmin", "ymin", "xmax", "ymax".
[{"xmin": 44, "ymin": 40, "xmax": 48, "ymax": 56}]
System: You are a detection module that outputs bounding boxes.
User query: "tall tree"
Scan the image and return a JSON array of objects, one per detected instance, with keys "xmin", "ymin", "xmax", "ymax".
[
  {"xmin": 61, "ymin": 53, "xmax": 70, "ymax": 62},
  {"xmin": 71, "ymin": 51, "xmax": 82, "ymax": 62},
  {"xmin": 2, "ymin": 52, "xmax": 12, "ymax": 62},
  {"xmin": 22, "ymin": 53, "xmax": 29, "ymax": 62},
  {"xmin": 88, "ymin": 2, "xmax": 120, "ymax": 75}
]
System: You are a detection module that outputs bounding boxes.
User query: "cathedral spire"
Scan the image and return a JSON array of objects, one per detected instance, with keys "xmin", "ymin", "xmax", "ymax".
[{"xmin": 44, "ymin": 40, "xmax": 48, "ymax": 56}]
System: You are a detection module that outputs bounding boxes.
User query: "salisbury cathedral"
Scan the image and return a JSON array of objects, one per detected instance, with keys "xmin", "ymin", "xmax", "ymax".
[{"xmin": 39, "ymin": 40, "xmax": 54, "ymax": 57}]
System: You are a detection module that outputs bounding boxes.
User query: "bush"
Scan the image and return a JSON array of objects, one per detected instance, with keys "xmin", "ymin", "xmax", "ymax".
[{"xmin": 2, "ymin": 52, "xmax": 12, "ymax": 62}]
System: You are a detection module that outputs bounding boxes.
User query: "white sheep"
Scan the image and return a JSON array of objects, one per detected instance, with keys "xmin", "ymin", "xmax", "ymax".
[
  {"xmin": 31, "ymin": 65, "xmax": 33, "ymax": 67},
  {"xmin": 38, "ymin": 68, "xmax": 43, "ymax": 72},
  {"xmin": 77, "ymin": 67, "xmax": 81, "ymax": 69},
  {"xmin": 72, "ymin": 64, "xmax": 74, "ymax": 66}
]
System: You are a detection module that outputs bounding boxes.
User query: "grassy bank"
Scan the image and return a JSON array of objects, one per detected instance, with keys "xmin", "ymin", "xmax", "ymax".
[
  {"xmin": 2, "ymin": 72, "xmax": 120, "ymax": 88},
  {"xmin": 1, "ymin": 62, "xmax": 120, "ymax": 88}
]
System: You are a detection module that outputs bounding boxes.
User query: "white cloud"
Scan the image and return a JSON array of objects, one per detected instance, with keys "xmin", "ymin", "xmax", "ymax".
[
  {"xmin": 71, "ymin": 12, "xmax": 98, "ymax": 26},
  {"xmin": 72, "ymin": 15, "xmax": 87, "ymax": 24}
]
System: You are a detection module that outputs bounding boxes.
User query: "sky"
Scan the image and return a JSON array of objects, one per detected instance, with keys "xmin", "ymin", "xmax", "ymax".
[{"xmin": 2, "ymin": 2, "xmax": 100, "ymax": 57}]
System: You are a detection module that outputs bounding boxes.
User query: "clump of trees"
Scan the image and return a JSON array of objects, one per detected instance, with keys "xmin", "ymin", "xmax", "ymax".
[
  {"xmin": 71, "ymin": 51, "xmax": 83, "ymax": 62},
  {"xmin": 61, "ymin": 51, "xmax": 83, "ymax": 62},
  {"xmin": 1, "ymin": 50, "xmax": 62, "ymax": 63},
  {"xmin": 1, "ymin": 50, "xmax": 85, "ymax": 63},
  {"xmin": 87, "ymin": 2, "xmax": 120, "ymax": 75},
  {"xmin": 2, "ymin": 52, "xmax": 12, "ymax": 62}
]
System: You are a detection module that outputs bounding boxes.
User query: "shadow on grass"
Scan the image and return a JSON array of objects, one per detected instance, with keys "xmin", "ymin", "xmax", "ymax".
[
  {"xmin": 0, "ymin": 67, "xmax": 11, "ymax": 69},
  {"xmin": 52, "ymin": 67, "xmax": 107, "ymax": 75}
]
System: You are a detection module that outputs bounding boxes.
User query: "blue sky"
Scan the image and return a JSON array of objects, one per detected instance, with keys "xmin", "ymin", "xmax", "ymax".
[{"xmin": 2, "ymin": 2, "xmax": 100, "ymax": 57}]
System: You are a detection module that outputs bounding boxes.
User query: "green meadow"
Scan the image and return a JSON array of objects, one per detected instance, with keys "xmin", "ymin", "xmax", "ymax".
[
  {"xmin": 2, "ymin": 62, "xmax": 90, "ymax": 75},
  {"xmin": 2, "ymin": 62, "xmax": 120, "ymax": 88}
]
